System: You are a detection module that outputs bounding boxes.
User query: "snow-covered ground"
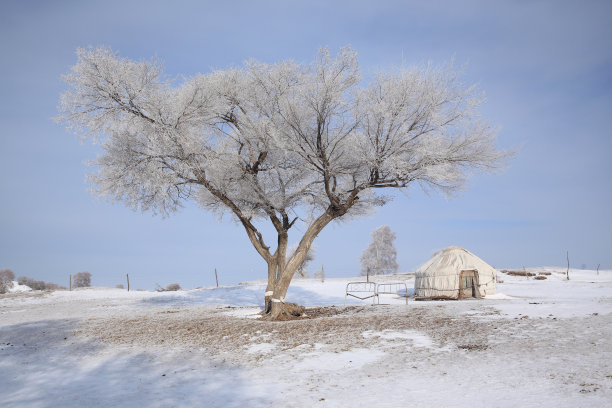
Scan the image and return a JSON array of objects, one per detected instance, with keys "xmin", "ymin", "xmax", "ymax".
[{"xmin": 1, "ymin": 268, "xmax": 611, "ymax": 407}]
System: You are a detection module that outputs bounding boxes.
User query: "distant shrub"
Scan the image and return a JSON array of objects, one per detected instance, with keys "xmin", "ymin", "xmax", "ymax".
[
  {"xmin": 0, "ymin": 269, "xmax": 15, "ymax": 294},
  {"xmin": 534, "ymin": 276, "xmax": 547, "ymax": 280},
  {"xmin": 73, "ymin": 271, "xmax": 92, "ymax": 288},
  {"xmin": 18, "ymin": 276, "xmax": 47, "ymax": 290},
  {"xmin": 156, "ymin": 283, "xmax": 182, "ymax": 292},
  {"xmin": 538, "ymin": 272, "xmax": 552, "ymax": 276},
  {"xmin": 14, "ymin": 276, "xmax": 65, "ymax": 291},
  {"xmin": 116, "ymin": 284, "xmax": 124, "ymax": 289},
  {"xmin": 165, "ymin": 283, "xmax": 181, "ymax": 291},
  {"xmin": 44, "ymin": 282, "xmax": 67, "ymax": 290}
]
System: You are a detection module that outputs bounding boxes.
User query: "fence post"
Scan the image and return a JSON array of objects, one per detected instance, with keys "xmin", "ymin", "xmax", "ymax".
[
  {"xmin": 215, "ymin": 268, "xmax": 219, "ymax": 288},
  {"xmin": 126, "ymin": 273, "xmax": 130, "ymax": 292}
]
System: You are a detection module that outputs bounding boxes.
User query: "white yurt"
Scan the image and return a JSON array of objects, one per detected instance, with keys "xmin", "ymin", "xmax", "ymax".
[{"xmin": 414, "ymin": 246, "xmax": 497, "ymax": 300}]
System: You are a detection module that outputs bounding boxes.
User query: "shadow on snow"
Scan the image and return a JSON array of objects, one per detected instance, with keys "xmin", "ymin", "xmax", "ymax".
[{"xmin": 0, "ymin": 319, "xmax": 273, "ymax": 408}]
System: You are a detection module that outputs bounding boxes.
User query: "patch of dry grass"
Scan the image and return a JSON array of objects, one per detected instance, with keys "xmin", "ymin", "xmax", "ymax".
[
  {"xmin": 78, "ymin": 305, "xmax": 503, "ymax": 364},
  {"xmin": 500, "ymin": 269, "xmax": 535, "ymax": 277}
]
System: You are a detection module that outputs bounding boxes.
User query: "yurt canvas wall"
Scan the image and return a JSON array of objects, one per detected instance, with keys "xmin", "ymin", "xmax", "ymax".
[{"xmin": 414, "ymin": 246, "xmax": 497, "ymax": 300}]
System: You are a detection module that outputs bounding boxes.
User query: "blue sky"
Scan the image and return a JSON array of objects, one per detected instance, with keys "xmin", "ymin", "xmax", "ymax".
[{"xmin": 1, "ymin": 0, "xmax": 611, "ymax": 289}]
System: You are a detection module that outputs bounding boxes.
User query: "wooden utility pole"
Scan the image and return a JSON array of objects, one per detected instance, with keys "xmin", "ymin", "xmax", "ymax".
[
  {"xmin": 126, "ymin": 273, "xmax": 130, "ymax": 292},
  {"xmin": 597, "ymin": 264, "xmax": 600, "ymax": 276},
  {"xmin": 367, "ymin": 267, "xmax": 370, "ymax": 283},
  {"xmin": 69, "ymin": 274, "xmax": 72, "ymax": 291},
  {"xmin": 566, "ymin": 251, "xmax": 570, "ymax": 280},
  {"xmin": 214, "ymin": 268, "xmax": 219, "ymax": 288}
]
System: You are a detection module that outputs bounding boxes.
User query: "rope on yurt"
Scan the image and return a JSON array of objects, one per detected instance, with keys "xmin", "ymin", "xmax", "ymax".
[{"xmin": 414, "ymin": 275, "xmax": 496, "ymax": 292}]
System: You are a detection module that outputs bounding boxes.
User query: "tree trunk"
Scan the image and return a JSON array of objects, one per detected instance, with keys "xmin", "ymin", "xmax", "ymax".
[
  {"xmin": 264, "ymin": 261, "xmax": 277, "ymax": 314},
  {"xmin": 269, "ymin": 277, "xmax": 297, "ymax": 319},
  {"xmin": 265, "ymin": 209, "xmax": 337, "ymax": 320}
]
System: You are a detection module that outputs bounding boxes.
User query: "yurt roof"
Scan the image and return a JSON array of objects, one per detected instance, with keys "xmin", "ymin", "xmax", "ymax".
[{"xmin": 416, "ymin": 246, "xmax": 495, "ymax": 277}]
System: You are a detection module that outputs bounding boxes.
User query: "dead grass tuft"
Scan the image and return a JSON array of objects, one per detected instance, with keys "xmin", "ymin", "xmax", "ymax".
[{"xmin": 500, "ymin": 269, "xmax": 535, "ymax": 277}]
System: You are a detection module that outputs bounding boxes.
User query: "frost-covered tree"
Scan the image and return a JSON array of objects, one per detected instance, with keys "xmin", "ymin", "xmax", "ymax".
[
  {"xmin": 0, "ymin": 269, "xmax": 15, "ymax": 294},
  {"xmin": 73, "ymin": 271, "xmax": 92, "ymax": 288},
  {"xmin": 0, "ymin": 269, "xmax": 15, "ymax": 281},
  {"xmin": 360, "ymin": 225, "xmax": 399, "ymax": 276},
  {"xmin": 58, "ymin": 46, "xmax": 508, "ymax": 319}
]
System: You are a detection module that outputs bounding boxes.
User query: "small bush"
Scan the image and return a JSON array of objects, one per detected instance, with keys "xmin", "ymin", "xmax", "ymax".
[
  {"xmin": 156, "ymin": 283, "xmax": 182, "ymax": 292},
  {"xmin": 534, "ymin": 276, "xmax": 547, "ymax": 280},
  {"xmin": 73, "ymin": 271, "xmax": 92, "ymax": 288},
  {"xmin": 0, "ymin": 280, "xmax": 10, "ymax": 294},
  {"xmin": 14, "ymin": 276, "xmax": 65, "ymax": 291},
  {"xmin": 18, "ymin": 276, "xmax": 47, "ymax": 290},
  {"xmin": 538, "ymin": 272, "xmax": 552, "ymax": 276},
  {"xmin": 116, "ymin": 284, "xmax": 124, "ymax": 289},
  {"xmin": 14, "ymin": 276, "xmax": 66, "ymax": 291},
  {"xmin": 165, "ymin": 283, "xmax": 181, "ymax": 291},
  {"xmin": 44, "ymin": 282, "xmax": 67, "ymax": 290}
]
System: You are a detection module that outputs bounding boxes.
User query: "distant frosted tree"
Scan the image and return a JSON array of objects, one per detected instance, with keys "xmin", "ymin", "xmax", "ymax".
[
  {"xmin": 0, "ymin": 269, "xmax": 15, "ymax": 282},
  {"xmin": 361, "ymin": 226, "xmax": 399, "ymax": 276},
  {"xmin": 58, "ymin": 46, "xmax": 508, "ymax": 319},
  {"xmin": 314, "ymin": 266, "xmax": 325, "ymax": 282},
  {"xmin": 73, "ymin": 271, "xmax": 92, "ymax": 288},
  {"xmin": 0, "ymin": 269, "xmax": 15, "ymax": 294}
]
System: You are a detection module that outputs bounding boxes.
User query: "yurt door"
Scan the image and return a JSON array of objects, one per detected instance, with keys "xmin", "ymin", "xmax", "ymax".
[{"xmin": 459, "ymin": 270, "xmax": 478, "ymax": 299}]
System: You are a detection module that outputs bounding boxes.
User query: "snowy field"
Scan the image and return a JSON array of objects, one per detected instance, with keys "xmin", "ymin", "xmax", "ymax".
[{"xmin": 1, "ymin": 268, "xmax": 611, "ymax": 407}]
